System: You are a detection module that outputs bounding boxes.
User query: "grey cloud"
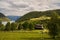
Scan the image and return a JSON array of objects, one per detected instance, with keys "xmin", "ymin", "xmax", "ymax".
[
  {"xmin": 53, "ymin": 3, "xmax": 60, "ymax": 6},
  {"xmin": 13, "ymin": 4, "xmax": 29, "ymax": 8},
  {"xmin": 0, "ymin": 8, "xmax": 5, "ymax": 11},
  {"xmin": 0, "ymin": 0, "xmax": 4, "ymax": 1},
  {"xmin": 9, "ymin": 2, "xmax": 29, "ymax": 9},
  {"xmin": 0, "ymin": 8, "xmax": 8, "ymax": 12},
  {"xmin": 24, "ymin": 7, "xmax": 34, "ymax": 11},
  {"xmin": 0, "ymin": 0, "xmax": 60, "ymax": 16}
]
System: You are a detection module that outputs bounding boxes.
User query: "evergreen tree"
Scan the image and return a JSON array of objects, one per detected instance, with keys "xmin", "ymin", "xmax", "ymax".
[
  {"xmin": 22, "ymin": 21, "xmax": 29, "ymax": 30},
  {"xmin": 29, "ymin": 23, "xmax": 34, "ymax": 30},
  {"xmin": 47, "ymin": 12, "xmax": 59, "ymax": 39},
  {"xmin": 47, "ymin": 22, "xmax": 58, "ymax": 39},
  {"xmin": 18, "ymin": 23, "xmax": 22, "ymax": 30},
  {"xmin": 11, "ymin": 22, "xmax": 17, "ymax": 31},
  {"xmin": 5, "ymin": 22, "xmax": 11, "ymax": 31},
  {"xmin": 0, "ymin": 21, "xmax": 2, "ymax": 24},
  {"xmin": 0, "ymin": 24, "xmax": 5, "ymax": 31}
]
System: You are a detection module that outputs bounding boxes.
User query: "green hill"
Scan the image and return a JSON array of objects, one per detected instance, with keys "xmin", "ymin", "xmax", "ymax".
[
  {"xmin": 0, "ymin": 13, "xmax": 10, "ymax": 21},
  {"xmin": 16, "ymin": 9, "xmax": 60, "ymax": 22}
]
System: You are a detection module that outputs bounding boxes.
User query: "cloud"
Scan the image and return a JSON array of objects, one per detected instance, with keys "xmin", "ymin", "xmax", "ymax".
[
  {"xmin": 10, "ymin": 3, "xmax": 29, "ymax": 9},
  {"xmin": 0, "ymin": 0, "xmax": 60, "ymax": 16},
  {"xmin": 0, "ymin": 1, "xmax": 11, "ymax": 8}
]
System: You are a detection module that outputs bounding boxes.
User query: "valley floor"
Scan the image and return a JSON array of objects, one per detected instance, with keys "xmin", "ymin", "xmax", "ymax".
[{"xmin": 0, "ymin": 30, "xmax": 60, "ymax": 40}]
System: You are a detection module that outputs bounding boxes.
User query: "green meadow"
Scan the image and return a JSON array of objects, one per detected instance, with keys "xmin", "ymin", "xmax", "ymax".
[
  {"xmin": 0, "ymin": 10, "xmax": 60, "ymax": 40},
  {"xmin": 0, "ymin": 30, "xmax": 60, "ymax": 40}
]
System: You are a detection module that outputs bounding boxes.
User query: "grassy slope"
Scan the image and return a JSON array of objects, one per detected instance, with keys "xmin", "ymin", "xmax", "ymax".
[
  {"xmin": 30, "ymin": 16, "xmax": 50, "ymax": 21},
  {"xmin": 0, "ymin": 17, "xmax": 10, "ymax": 21},
  {"xmin": 0, "ymin": 30, "xmax": 60, "ymax": 40}
]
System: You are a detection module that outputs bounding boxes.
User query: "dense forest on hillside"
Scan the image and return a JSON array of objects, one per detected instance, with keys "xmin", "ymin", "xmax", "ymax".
[{"xmin": 16, "ymin": 9, "xmax": 60, "ymax": 22}]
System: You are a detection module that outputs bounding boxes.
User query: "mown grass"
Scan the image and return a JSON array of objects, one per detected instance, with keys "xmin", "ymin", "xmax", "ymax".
[{"xmin": 0, "ymin": 30, "xmax": 60, "ymax": 40}]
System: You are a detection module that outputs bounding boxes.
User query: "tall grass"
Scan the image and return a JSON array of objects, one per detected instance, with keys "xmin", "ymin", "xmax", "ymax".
[{"xmin": 0, "ymin": 30, "xmax": 59, "ymax": 40}]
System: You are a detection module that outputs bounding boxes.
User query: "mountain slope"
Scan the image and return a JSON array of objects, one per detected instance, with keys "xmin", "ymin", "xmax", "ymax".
[
  {"xmin": 16, "ymin": 9, "xmax": 60, "ymax": 22},
  {"xmin": 0, "ymin": 13, "xmax": 10, "ymax": 21},
  {"xmin": 0, "ymin": 13, "xmax": 6, "ymax": 18}
]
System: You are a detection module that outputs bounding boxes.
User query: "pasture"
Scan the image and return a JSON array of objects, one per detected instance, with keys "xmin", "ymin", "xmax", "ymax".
[{"xmin": 0, "ymin": 30, "xmax": 60, "ymax": 40}]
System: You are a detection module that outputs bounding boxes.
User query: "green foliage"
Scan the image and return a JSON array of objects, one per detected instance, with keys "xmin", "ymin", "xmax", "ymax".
[
  {"xmin": 57, "ymin": 19, "xmax": 60, "ymax": 33},
  {"xmin": 11, "ymin": 22, "xmax": 17, "ymax": 31},
  {"xmin": 5, "ymin": 22, "xmax": 11, "ymax": 31},
  {"xmin": 0, "ymin": 21, "xmax": 5, "ymax": 31},
  {"xmin": 0, "ymin": 21, "xmax": 2, "ymax": 24},
  {"xmin": 47, "ymin": 12, "xmax": 59, "ymax": 39},
  {"xmin": 47, "ymin": 22, "xmax": 58, "ymax": 39},
  {"xmin": 22, "ymin": 21, "xmax": 29, "ymax": 30},
  {"xmin": 18, "ymin": 23, "xmax": 22, "ymax": 30},
  {"xmin": 0, "ymin": 24, "xmax": 5, "ymax": 31},
  {"xmin": 51, "ymin": 12, "xmax": 59, "ymax": 22},
  {"xmin": 28, "ymin": 23, "xmax": 34, "ymax": 30}
]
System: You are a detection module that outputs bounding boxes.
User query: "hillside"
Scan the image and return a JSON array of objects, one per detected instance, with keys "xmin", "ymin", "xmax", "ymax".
[
  {"xmin": 0, "ymin": 13, "xmax": 6, "ymax": 18},
  {"xmin": 16, "ymin": 9, "xmax": 60, "ymax": 22},
  {"xmin": 0, "ymin": 13, "xmax": 10, "ymax": 21}
]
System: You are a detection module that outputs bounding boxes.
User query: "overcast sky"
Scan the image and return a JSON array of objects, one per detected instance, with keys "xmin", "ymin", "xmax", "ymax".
[{"xmin": 0, "ymin": 0, "xmax": 60, "ymax": 16}]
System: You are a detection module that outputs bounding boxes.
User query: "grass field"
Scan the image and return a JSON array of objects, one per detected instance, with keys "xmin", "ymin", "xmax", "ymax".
[{"xmin": 0, "ymin": 30, "xmax": 60, "ymax": 40}]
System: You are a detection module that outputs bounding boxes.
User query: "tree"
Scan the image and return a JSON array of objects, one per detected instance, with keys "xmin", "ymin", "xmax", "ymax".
[
  {"xmin": 5, "ymin": 22, "xmax": 11, "ymax": 31},
  {"xmin": 51, "ymin": 12, "xmax": 59, "ymax": 23},
  {"xmin": 0, "ymin": 24, "xmax": 5, "ymax": 31},
  {"xmin": 28, "ymin": 23, "xmax": 34, "ymax": 30},
  {"xmin": 11, "ymin": 22, "xmax": 17, "ymax": 31},
  {"xmin": 0, "ymin": 21, "xmax": 5, "ymax": 31},
  {"xmin": 0, "ymin": 21, "xmax": 2, "ymax": 24},
  {"xmin": 18, "ymin": 23, "xmax": 22, "ymax": 30},
  {"xmin": 47, "ymin": 12, "xmax": 59, "ymax": 39},
  {"xmin": 22, "ymin": 21, "xmax": 29, "ymax": 30},
  {"xmin": 47, "ymin": 22, "xmax": 58, "ymax": 39}
]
